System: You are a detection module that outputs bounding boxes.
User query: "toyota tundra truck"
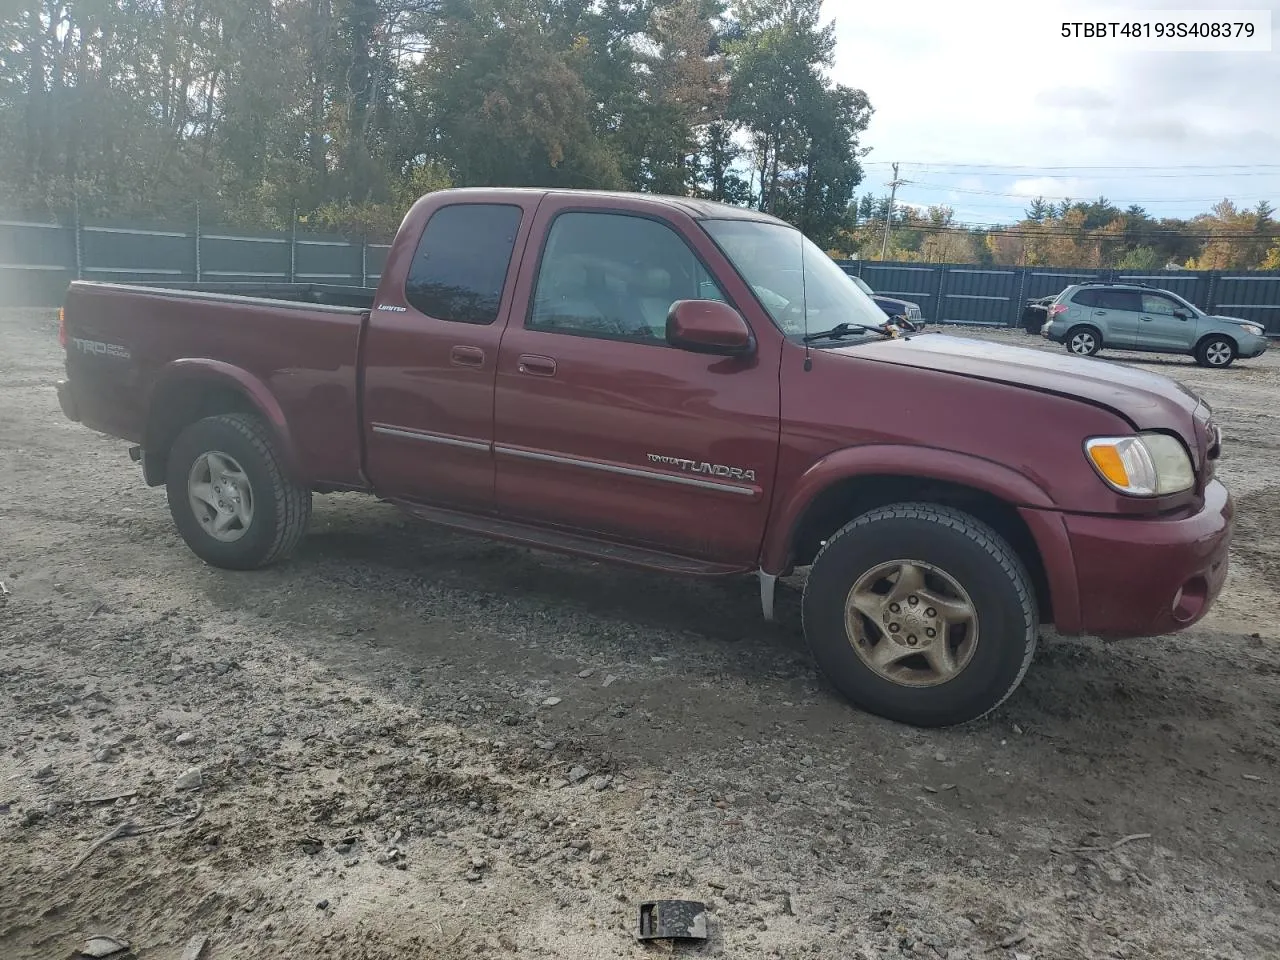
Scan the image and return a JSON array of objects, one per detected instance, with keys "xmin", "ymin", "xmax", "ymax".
[{"xmin": 55, "ymin": 187, "xmax": 1233, "ymax": 727}]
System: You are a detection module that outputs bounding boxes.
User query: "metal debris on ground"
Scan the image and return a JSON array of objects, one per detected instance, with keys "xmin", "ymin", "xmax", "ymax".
[
  {"xmin": 637, "ymin": 900, "xmax": 708, "ymax": 941},
  {"xmin": 77, "ymin": 935, "xmax": 131, "ymax": 958},
  {"xmin": 68, "ymin": 801, "xmax": 204, "ymax": 872}
]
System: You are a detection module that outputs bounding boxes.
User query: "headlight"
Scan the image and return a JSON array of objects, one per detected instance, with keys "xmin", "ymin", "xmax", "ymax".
[
  {"xmin": 1084, "ymin": 433, "xmax": 1195, "ymax": 497},
  {"xmin": 1242, "ymin": 324, "xmax": 1264, "ymax": 337}
]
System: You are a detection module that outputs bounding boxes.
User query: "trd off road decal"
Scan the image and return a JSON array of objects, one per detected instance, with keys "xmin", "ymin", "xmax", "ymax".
[{"xmin": 71, "ymin": 338, "xmax": 131, "ymax": 360}]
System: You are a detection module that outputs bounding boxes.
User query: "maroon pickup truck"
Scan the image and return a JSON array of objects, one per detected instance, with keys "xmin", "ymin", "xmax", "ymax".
[{"xmin": 56, "ymin": 187, "xmax": 1233, "ymax": 727}]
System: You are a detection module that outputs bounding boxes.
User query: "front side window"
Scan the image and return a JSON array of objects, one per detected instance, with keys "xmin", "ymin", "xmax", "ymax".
[
  {"xmin": 1142, "ymin": 293, "xmax": 1180, "ymax": 316},
  {"xmin": 405, "ymin": 203, "xmax": 522, "ymax": 324},
  {"xmin": 528, "ymin": 212, "xmax": 726, "ymax": 343},
  {"xmin": 702, "ymin": 219, "xmax": 889, "ymax": 341}
]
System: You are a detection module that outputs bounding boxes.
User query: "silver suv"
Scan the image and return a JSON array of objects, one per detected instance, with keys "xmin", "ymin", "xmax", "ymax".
[{"xmin": 1041, "ymin": 282, "xmax": 1269, "ymax": 368}]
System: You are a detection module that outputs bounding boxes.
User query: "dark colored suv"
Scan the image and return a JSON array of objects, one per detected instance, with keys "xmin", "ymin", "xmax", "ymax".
[{"xmin": 849, "ymin": 275, "xmax": 927, "ymax": 328}]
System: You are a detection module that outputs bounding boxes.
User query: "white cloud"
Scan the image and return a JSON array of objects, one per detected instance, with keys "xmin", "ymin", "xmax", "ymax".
[
  {"xmin": 825, "ymin": 0, "xmax": 1280, "ymax": 220},
  {"xmin": 1009, "ymin": 177, "xmax": 1092, "ymax": 199}
]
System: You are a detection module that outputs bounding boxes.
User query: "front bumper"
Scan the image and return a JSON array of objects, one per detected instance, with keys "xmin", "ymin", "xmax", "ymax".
[
  {"xmin": 1057, "ymin": 479, "xmax": 1232, "ymax": 638},
  {"xmin": 56, "ymin": 379, "xmax": 80, "ymax": 422},
  {"xmin": 1238, "ymin": 333, "xmax": 1269, "ymax": 359}
]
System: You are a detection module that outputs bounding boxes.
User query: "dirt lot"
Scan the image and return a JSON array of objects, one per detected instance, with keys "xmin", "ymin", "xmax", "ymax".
[{"xmin": 2, "ymin": 308, "xmax": 1278, "ymax": 960}]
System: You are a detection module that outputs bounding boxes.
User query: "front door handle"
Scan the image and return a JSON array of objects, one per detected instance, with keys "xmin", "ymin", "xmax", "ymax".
[
  {"xmin": 517, "ymin": 354, "xmax": 557, "ymax": 377},
  {"xmin": 450, "ymin": 345, "xmax": 485, "ymax": 367},
  {"xmin": 1141, "ymin": 317, "xmax": 1154, "ymax": 322}
]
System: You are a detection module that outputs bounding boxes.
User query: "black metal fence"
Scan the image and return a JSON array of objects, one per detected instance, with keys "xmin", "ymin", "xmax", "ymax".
[
  {"xmin": 836, "ymin": 259, "xmax": 1280, "ymax": 335},
  {"xmin": 3, "ymin": 210, "xmax": 1279, "ymax": 335},
  {"xmin": 0, "ymin": 212, "xmax": 390, "ymax": 308}
]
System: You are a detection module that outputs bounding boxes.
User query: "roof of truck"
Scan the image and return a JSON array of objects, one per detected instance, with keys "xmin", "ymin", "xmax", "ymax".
[{"xmin": 427, "ymin": 187, "xmax": 792, "ymax": 226}]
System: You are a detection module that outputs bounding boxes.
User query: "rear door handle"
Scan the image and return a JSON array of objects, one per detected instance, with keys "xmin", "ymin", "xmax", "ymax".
[
  {"xmin": 1140, "ymin": 316, "xmax": 1153, "ymax": 322},
  {"xmin": 517, "ymin": 354, "xmax": 557, "ymax": 377},
  {"xmin": 1092, "ymin": 310, "xmax": 1107, "ymax": 316},
  {"xmin": 450, "ymin": 345, "xmax": 485, "ymax": 367}
]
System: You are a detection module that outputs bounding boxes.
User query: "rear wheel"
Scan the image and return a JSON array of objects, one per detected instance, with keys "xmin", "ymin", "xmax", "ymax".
[
  {"xmin": 165, "ymin": 413, "xmax": 312, "ymax": 570},
  {"xmin": 801, "ymin": 503, "xmax": 1038, "ymax": 727},
  {"xmin": 1065, "ymin": 326, "xmax": 1101, "ymax": 357},
  {"xmin": 1195, "ymin": 335, "xmax": 1236, "ymax": 368}
]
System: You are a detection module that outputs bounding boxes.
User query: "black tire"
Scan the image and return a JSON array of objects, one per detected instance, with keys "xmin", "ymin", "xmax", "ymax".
[
  {"xmin": 1064, "ymin": 325, "xmax": 1102, "ymax": 357},
  {"xmin": 165, "ymin": 413, "xmax": 312, "ymax": 570},
  {"xmin": 801, "ymin": 503, "xmax": 1038, "ymax": 727},
  {"xmin": 1195, "ymin": 335, "xmax": 1236, "ymax": 369}
]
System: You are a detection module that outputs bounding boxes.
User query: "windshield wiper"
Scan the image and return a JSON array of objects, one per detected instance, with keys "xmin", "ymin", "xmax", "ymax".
[{"xmin": 802, "ymin": 322, "xmax": 889, "ymax": 343}]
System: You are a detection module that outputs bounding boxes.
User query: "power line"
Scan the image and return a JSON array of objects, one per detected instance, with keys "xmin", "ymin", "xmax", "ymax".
[
  {"xmin": 862, "ymin": 161, "xmax": 1280, "ymax": 171},
  {"xmin": 905, "ymin": 181, "xmax": 1278, "ymax": 203},
  {"xmin": 860, "ymin": 222, "xmax": 1280, "ymax": 240}
]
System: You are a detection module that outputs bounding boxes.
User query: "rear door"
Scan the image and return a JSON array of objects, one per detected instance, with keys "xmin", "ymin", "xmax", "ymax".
[
  {"xmin": 1137, "ymin": 291, "xmax": 1197, "ymax": 350},
  {"xmin": 362, "ymin": 194, "xmax": 540, "ymax": 511},
  {"xmin": 491, "ymin": 198, "xmax": 781, "ymax": 565},
  {"xmin": 1092, "ymin": 288, "xmax": 1144, "ymax": 347}
]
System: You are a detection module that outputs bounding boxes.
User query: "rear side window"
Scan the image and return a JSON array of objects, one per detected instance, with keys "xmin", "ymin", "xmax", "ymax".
[
  {"xmin": 405, "ymin": 204, "xmax": 522, "ymax": 324},
  {"xmin": 1096, "ymin": 289, "xmax": 1143, "ymax": 312},
  {"xmin": 1071, "ymin": 289, "xmax": 1100, "ymax": 307}
]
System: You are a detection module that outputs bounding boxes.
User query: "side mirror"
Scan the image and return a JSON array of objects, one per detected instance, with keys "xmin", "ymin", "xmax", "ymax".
[
  {"xmin": 1173, "ymin": 309, "xmax": 1191, "ymax": 320},
  {"xmin": 666, "ymin": 300, "xmax": 755, "ymax": 357}
]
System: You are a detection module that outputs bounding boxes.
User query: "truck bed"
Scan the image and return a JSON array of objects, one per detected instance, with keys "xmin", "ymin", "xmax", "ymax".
[
  {"xmin": 129, "ymin": 281, "xmax": 377, "ymax": 311},
  {"xmin": 61, "ymin": 280, "xmax": 371, "ymax": 490}
]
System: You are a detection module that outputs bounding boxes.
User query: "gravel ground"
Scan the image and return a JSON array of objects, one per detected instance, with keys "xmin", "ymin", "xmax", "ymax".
[{"xmin": 2, "ymin": 309, "xmax": 1279, "ymax": 960}]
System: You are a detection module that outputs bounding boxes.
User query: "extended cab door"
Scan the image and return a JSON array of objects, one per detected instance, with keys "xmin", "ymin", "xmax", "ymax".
[
  {"xmin": 492, "ymin": 198, "xmax": 782, "ymax": 565},
  {"xmin": 362, "ymin": 194, "xmax": 540, "ymax": 510}
]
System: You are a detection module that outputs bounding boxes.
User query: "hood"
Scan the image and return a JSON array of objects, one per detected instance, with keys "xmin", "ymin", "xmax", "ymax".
[
  {"xmin": 834, "ymin": 333, "xmax": 1206, "ymax": 433},
  {"xmin": 1205, "ymin": 313, "xmax": 1255, "ymax": 327}
]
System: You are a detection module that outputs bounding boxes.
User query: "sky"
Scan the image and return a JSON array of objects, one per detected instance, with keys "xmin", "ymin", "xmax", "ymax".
[{"xmin": 825, "ymin": 0, "xmax": 1280, "ymax": 225}]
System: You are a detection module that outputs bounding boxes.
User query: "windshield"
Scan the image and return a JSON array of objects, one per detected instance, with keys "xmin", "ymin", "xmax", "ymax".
[
  {"xmin": 851, "ymin": 275, "xmax": 875, "ymax": 296},
  {"xmin": 702, "ymin": 219, "xmax": 891, "ymax": 340}
]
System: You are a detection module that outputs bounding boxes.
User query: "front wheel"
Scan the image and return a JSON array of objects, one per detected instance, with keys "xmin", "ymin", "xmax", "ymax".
[
  {"xmin": 165, "ymin": 413, "xmax": 312, "ymax": 570},
  {"xmin": 1195, "ymin": 335, "xmax": 1236, "ymax": 368},
  {"xmin": 802, "ymin": 503, "xmax": 1038, "ymax": 727}
]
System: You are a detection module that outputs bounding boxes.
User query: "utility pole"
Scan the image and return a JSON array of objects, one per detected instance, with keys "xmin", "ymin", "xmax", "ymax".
[{"xmin": 879, "ymin": 162, "xmax": 910, "ymax": 261}]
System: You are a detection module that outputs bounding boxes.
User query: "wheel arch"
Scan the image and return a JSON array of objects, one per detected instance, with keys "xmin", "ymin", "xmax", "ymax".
[
  {"xmin": 142, "ymin": 360, "xmax": 299, "ymax": 487},
  {"xmin": 1195, "ymin": 330, "xmax": 1238, "ymax": 352},
  {"xmin": 762, "ymin": 447, "xmax": 1057, "ymax": 624}
]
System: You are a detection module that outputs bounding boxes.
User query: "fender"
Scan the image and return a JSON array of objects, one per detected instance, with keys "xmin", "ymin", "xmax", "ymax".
[
  {"xmin": 759, "ymin": 443, "xmax": 1056, "ymax": 575},
  {"xmin": 143, "ymin": 358, "xmax": 300, "ymax": 483}
]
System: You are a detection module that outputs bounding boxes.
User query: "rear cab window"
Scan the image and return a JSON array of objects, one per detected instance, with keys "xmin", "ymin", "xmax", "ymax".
[{"xmin": 405, "ymin": 203, "xmax": 523, "ymax": 324}]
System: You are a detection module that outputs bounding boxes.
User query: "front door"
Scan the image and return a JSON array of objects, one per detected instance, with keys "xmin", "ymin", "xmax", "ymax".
[
  {"xmin": 492, "ymin": 199, "xmax": 781, "ymax": 565},
  {"xmin": 1138, "ymin": 291, "xmax": 1198, "ymax": 350},
  {"xmin": 362, "ymin": 195, "xmax": 541, "ymax": 511}
]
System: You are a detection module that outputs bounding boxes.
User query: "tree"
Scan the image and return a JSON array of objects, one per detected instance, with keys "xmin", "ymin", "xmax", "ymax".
[
  {"xmin": 723, "ymin": 0, "xmax": 869, "ymax": 245},
  {"xmin": 1025, "ymin": 197, "xmax": 1050, "ymax": 222},
  {"xmin": 1117, "ymin": 245, "xmax": 1161, "ymax": 270}
]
